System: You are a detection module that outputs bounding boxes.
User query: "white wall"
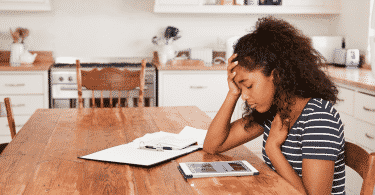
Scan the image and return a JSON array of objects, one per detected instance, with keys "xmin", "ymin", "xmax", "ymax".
[
  {"xmin": 336, "ymin": 0, "xmax": 371, "ymax": 56},
  {"xmin": 0, "ymin": 0, "xmax": 364, "ymax": 59}
]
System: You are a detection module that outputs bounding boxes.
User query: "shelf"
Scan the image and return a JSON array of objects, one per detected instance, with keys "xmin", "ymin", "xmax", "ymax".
[
  {"xmin": 0, "ymin": 0, "xmax": 51, "ymax": 11},
  {"xmin": 154, "ymin": 4, "xmax": 341, "ymax": 15}
]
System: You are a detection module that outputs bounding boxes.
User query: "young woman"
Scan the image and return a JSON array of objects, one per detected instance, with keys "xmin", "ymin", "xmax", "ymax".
[{"xmin": 203, "ymin": 16, "xmax": 345, "ymax": 195}]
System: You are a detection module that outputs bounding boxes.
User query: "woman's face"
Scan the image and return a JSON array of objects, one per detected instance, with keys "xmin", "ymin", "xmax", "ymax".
[{"xmin": 232, "ymin": 65, "xmax": 275, "ymax": 113}]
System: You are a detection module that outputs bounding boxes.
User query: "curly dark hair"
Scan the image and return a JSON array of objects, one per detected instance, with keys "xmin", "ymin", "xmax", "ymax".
[{"xmin": 232, "ymin": 16, "xmax": 338, "ymax": 127}]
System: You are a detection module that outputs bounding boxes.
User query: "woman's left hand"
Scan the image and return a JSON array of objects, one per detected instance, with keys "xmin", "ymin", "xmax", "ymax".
[{"xmin": 266, "ymin": 113, "xmax": 290, "ymax": 149}]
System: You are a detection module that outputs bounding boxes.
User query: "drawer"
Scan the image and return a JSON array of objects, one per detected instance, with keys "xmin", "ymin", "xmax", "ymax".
[
  {"xmin": 161, "ymin": 73, "xmax": 228, "ymax": 112},
  {"xmin": 0, "ymin": 74, "xmax": 44, "ymax": 95},
  {"xmin": 339, "ymin": 112, "xmax": 356, "ymax": 143},
  {"xmin": 0, "ymin": 95, "xmax": 44, "ymax": 115},
  {"xmin": 353, "ymin": 118, "xmax": 375, "ymax": 152},
  {"xmin": 335, "ymin": 86, "xmax": 355, "ymax": 116},
  {"xmin": 354, "ymin": 92, "xmax": 375, "ymax": 125},
  {"xmin": 0, "ymin": 115, "xmax": 30, "ymax": 136}
]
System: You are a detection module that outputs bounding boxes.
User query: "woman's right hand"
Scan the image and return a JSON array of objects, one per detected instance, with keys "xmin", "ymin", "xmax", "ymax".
[{"xmin": 227, "ymin": 53, "xmax": 241, "ymax": 97}]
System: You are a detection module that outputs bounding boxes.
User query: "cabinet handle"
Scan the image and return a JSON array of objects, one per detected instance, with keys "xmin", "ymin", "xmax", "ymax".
[
  {"xmin": 363, "ymin": 106, "xmax": 375, "ymax": 112},
  {"xmin": 61, "ymin": 86, "xmax": 148, "ymax": 91},
  {"xmin": 190, "ymin": 86, "xmax": 207, "ymax": 89},
  {"xmin": 61, "ymin": 87, "xmax": 89, "ymax": 91},
  {"xmin": 365, "ymin": 133, "xmax": 374, "ymax": 139},
  {"xmin": 5, "ymin": 83, "xmax": 25, "ymax": 87},
  {"xmin": 12, "ymin": 104, "xmax": 25, "ymax": 108},
  {"xmin": 337, "ymin": 98, "xmax": 344, "ymax": 102},
  {"xmin": 61, "ymin": 87, "xmax": 77, "ymax": 90}
]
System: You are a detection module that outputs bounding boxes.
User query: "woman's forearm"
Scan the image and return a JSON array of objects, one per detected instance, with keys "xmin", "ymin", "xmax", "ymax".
[
  {"xmin": 203, "ymin": 93, "xmax": 240, "ymax": 154},
  {"xmin": 266, "ymin": 145, "xmax": 307, "ymax": 195}
]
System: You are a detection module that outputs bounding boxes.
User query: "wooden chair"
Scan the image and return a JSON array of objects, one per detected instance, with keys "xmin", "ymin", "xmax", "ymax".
[
  {"xmin": 0, "ymin": 98, "xmax": 16, "ymax": 154},
  {"xmin": 76, "ymin": 59, "xmax": 146, "ymax": 108},
  {"xmin": 344, "ymin": 141, "xmax": 375, "ymax": 195}
]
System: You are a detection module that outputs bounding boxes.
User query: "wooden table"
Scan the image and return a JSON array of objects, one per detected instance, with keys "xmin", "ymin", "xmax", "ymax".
[{"xmin": 0, "ymin": 106, "xmax": 301, "ymax": 194}]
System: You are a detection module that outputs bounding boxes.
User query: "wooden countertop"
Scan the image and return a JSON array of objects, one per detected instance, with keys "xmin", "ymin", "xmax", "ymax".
[
  {"xmin": 0, "ymin": 51, "xmax": 54, "ymax": 71},
  {"xmin": 325, "ymin": 66, "xmax": 375, "ymax": 92},
  {"xmin": 154, "ymin": 57, "xmax": 375, "ymax": 92}
]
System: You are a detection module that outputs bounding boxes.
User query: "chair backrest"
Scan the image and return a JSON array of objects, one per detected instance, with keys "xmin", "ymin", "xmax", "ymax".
[
  {"xmin": 76, "ymin": 59, "xmax": 146, "ymax": 108},
  {"xmin": 0, "ymin": 98, "xmax": 17, "ymax": 139},
  {"xmin": 344, "ymin": 141, "xmax": 375, "ymax": 195}
]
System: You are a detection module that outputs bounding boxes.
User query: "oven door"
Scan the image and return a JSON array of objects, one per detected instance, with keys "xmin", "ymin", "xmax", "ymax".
[{"xmin": 51, "ymin": 84, "xmax": 155, "ymax": 108}]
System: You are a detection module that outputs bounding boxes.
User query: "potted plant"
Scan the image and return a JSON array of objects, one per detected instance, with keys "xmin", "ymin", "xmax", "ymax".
[
  {"xmin": 9, "ymin": 27, "xmax": 29, "ymax": 66},
  {"xmin": 152, "ymin": 26, "xmax": 181, "ymax": 66}
]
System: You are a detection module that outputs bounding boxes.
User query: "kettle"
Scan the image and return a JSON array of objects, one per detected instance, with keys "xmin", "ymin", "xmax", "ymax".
[{"xmin": 20, "ymin": 50, "xmax": 37, "ymax": 64}]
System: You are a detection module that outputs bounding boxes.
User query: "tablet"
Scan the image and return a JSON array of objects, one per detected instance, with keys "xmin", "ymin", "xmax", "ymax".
[{"xmin": 178, "ymin": 160, "xmax": 259, "ymax": 179}]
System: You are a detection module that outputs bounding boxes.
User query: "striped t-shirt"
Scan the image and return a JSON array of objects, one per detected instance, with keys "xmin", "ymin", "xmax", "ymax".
[{"xmin": 258, "ymin": 98, "xmax": 345, "ymax": 194}]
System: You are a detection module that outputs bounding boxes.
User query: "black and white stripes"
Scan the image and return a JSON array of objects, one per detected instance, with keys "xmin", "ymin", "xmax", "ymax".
[{"xmin": 259, "ymin": 98, "xmax": 346, "ymax": 195}]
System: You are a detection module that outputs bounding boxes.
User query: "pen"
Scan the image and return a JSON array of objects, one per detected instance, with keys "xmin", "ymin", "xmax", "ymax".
[{"xmin": 145, "ymin": 145, "xmax": 173, "ymax": 150}]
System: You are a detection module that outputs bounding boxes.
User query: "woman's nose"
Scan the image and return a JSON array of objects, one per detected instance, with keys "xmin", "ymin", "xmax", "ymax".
[{"xmin": 241, "ymin": 93, "xmax": 248, "ymax": 101}]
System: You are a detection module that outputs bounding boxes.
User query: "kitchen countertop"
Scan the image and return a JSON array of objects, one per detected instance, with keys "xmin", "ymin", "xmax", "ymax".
[
  {"xmin": 0, "ymin": 51, "xmax": 54, "ymax": 71},
  {"xmin": 1, "ymin": 50, "xmax": 373, "ymax": 92},
  {"xmin": 154, "ymin": 57, "xmax": 375, "ymax": 92},
  {"xmin": 325, "ymin": 66, "xmax": 375, "ymax": 92}
]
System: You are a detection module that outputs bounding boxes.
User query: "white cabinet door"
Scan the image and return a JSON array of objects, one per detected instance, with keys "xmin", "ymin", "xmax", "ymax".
[
  {"xmin": 159, "ymin": 71, "xmax": 228, "ymax": 112},
  {"xmin": 339, "ymin": 112, "xmax": 356, "ymax": 143},
  {"xmin": 159, "ymin": 70, "xmax": 243, "ymax": 122},
  {"xmin": 335, "ymin": 86, "xmax": 355, "ymax": 116},
  {"xmin": 0, "ymin": 0, "xmax": 51, "ymax": 11}
]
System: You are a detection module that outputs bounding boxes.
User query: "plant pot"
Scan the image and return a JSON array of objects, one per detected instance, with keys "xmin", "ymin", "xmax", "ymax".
[
  {"xmin": 158, "ymin": 44, "xmax": 177, "ymax": 67},
  {"xmin": 10, "ymin": 43, "xmax": 24, "ymax": 67}
]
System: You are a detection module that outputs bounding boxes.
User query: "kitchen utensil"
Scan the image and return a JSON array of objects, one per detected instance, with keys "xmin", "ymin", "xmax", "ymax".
[{"xmin": 346, "ymin": 49, "xmax": 360, "ymax": 68}]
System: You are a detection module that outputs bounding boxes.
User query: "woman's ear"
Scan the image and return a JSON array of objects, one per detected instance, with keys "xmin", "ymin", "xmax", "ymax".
[{"xmin": 270, "ymin": 69, "xmax": 278, "ymax": 82}]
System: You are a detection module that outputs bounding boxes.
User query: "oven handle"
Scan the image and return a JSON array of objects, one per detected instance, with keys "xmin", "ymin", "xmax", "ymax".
[{"xmin": 61, "ymin": 86, "xmax": 148, "ymax": 90}]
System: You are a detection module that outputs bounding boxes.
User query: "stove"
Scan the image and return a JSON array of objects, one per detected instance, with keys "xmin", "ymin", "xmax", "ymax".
[{"xmin": 50, "ymin": 57, "xmax": 157, "ymax": 108}]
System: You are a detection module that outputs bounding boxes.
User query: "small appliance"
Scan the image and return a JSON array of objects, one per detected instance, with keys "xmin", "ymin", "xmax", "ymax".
[{"xmin": 346, "ymin": 49, "xmax": 360, "ymax": 68}]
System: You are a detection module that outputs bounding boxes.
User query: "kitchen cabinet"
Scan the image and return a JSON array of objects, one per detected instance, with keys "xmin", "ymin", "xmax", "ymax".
[
  {"xmin": 0, "ymin": 71, "xmax": 49, "ymax": 144},
  {"xmin": 158, "ymin": 70, "xmax": 247, "ymax": 121},
  {"xmin": 154, "ymin": 0, "xmax": 341, "ymax": 14},
  {"xmin": 0, "ymin": 0, "xmax": 51, "ymax": 11},
  {"xmin": 336, "ymin": 83, "xmax": 375, "ymax": 195},
  {"xmin": 336, "ymin": 83, "xmax": 375, "ymax": 153}
]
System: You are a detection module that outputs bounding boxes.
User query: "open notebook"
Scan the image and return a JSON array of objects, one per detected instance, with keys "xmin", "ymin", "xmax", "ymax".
[{"xmin": 79, "ymin": 126, "xmax": 208, "ymax": 166}]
